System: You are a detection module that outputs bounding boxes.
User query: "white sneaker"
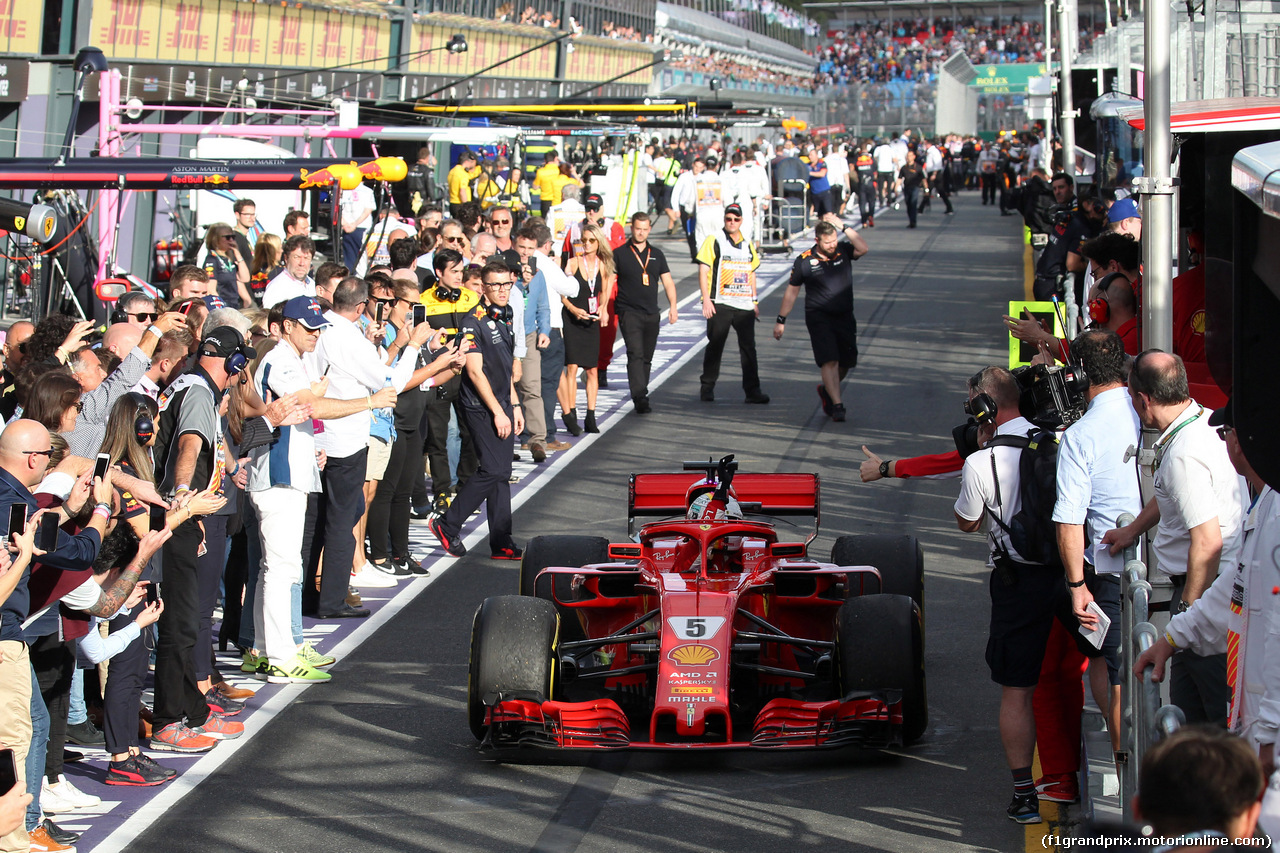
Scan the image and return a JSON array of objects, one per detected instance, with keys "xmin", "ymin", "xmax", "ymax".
[
  {"xmin": 55, "ymin": 775, "xmax": 101, "ymax": 809},
  {"xmin": 352, "ymin": 563, "xmax": 396, "ymax": 588},
  {"xmin": 39, "ymin": 778, "xmax": 79, "ymax": 813}
]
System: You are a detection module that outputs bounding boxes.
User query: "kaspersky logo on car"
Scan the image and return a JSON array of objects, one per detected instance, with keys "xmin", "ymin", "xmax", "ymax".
[{"xmin": 669, "ymin": 644, "xmax": 719, "ymax": 667}]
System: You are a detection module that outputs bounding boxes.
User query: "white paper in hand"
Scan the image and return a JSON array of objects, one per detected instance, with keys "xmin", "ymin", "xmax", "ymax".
[
  {"xmin": 1079, "ymin": 601, "xmax": 1112, "ymax": 650},
  {"xmin": 1091, "ymin": 542, "xmax": 1125, "ymax": 576}
]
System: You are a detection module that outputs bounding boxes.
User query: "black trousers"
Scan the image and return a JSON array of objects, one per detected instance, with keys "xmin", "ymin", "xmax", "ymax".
[
  {"xmin": 856, "ymin": 182, "xmax": 876, "ymax": 223},
  {"xmin": 368, "ymin": 431, "xmax": 421, "ymax": 562},
  {"xmin": 424, "ymin": 391, "xmax": 477, "ymax": 496},
  {"xmin": 618, "ymin": 310, "xmax": 660, "ymax": 406},
  {"xmin": 440, "ymin": 405, "xmax": 514, "ymax": 553},
  {"xmin": 305, "ymin": 449, "xmax": 367, "ymax": 614},
  {"xmin": 30, "ymin": 632, "xmax": 72, "ymax": 782},
  {"xmin": 220, "ymin": 530, "xmax": 248, "ymax": 651},
  {"xmin": 194, "ymin": 514, "xmax": 227, "ymax": 682},
  {"xmin": 103, "ymin": 610, "xmax": 149, "ymax": 755},
  {"xmin": 904, "ymin": 187, "xmax": 920, "ymax": 225},
  {"xmin": 701, "ymin": 305, "xmax": 761, "ymax": 395},
  {"xmin": 681, "ymin": 210, "xmax": 697, "ymax": 261},
  {"xmin": 981, "ymin": 172, "xmax": 998, "ymax": 204},
  {"xmin": 154, "ymin": 518, "xmax": 210, "ymax": 730}
]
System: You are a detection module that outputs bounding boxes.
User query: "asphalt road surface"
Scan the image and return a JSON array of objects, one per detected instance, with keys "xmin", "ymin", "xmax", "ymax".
[{"xmin": 128, "ymin": 194, "xmax": 1032, "ymax": 853}]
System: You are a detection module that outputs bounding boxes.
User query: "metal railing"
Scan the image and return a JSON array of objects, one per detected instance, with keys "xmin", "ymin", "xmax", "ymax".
[{"xmin": 1115, "ymin": 511, "xmax": 1184, "ymax": 822}]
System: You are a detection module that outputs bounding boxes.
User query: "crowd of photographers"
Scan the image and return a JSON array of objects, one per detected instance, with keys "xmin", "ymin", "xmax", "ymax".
[{"xmin": 857, "ymin": 157, "xmax": 1276, "ymax": 842}]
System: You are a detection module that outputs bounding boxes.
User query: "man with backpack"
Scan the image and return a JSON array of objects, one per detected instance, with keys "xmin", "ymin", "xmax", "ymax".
[
  {"xmin": 1051, "ymin": 329, "xmax": 1143, "ymax": 788},
  {"xmin": 953, "ymin": 365, "xmax": 1070, "ymax": 826}
]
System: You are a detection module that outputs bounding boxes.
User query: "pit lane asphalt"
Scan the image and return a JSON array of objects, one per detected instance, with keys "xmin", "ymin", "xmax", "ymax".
[{"xmin": 128, "ymin": 197, "xmax": 1031, "ymax": 853}]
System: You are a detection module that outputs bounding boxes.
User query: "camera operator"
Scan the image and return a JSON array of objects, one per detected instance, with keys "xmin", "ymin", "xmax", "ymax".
[
  {"xmin": 1053, "ymin": 329, "xmax": 1143, "ymax": 756},
  {"xmin": 1020, "ymin": 168, "xmax": 1064, "ymax": 265},
  {"xmin": 953, "ymin": 366, "xmax": 1059, "ymax": 825},
  {"xmin": 1102, "ymin": 351, "xmax": 1245, "ymax": 724},
  {"xmin": 1033, "ymin": 184, "xmax": 1105, "ymax": 301}
]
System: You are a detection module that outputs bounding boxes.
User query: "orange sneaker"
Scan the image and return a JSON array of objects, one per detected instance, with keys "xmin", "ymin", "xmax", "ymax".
[
  {"xmin": 149, "ymin": 721, "xmax": 216, "ymax": 753},
  {"xmin": 194, "ymin": 712, "xmax": 244, "ymax": 741}
]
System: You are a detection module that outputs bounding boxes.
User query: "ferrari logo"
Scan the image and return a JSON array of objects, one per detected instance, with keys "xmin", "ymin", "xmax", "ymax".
[
  {"xmin": 669, "ymin": 644, "xmax": 719, "ymax": 667},
  {"xmin": 13, "ymin": 216, "xmax": 23, "ymax": 231}
]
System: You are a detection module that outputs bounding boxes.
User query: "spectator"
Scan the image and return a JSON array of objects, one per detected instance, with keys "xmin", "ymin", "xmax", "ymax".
[
  {"xmin": 263, "ymin": 235, "xmax": 317, "ymax": 309},
  {"xmin": 558, "ymin": 223, "xmax": 614, "ymax": 435},
  {"xmin": 114, "ymin": 292, "xmax": 158, "ymax": 331},
  {"xmin": 202, "ymin": 223, "xmax": 253, "ymax": 309}
]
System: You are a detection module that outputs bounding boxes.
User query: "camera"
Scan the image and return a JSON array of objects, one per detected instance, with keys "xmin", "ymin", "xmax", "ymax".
[
  {"xmin": 1013, "ymin": 363, "xmax": 1088, "ymax": 429},
  {"xmin": 1047, "ymin": 201, "xmax": 1076, "ymax": 226},
  {"xmin": 952, "ymin": 418, "xmax": 982, "ymax": 459}
]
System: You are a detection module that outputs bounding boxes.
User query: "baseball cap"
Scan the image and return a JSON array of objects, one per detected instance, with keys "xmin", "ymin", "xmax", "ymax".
[
  {"xmin": 584, "ymin": 193, "xmax": 603, "ymax": 211},
  {"xmin": 705, "ymin": 156, "xmax": 719, "ymax": 168},
  {"xmin": 282, "ymin": 296, "xmax": 330, "ymax": 330},
  {"xmin": 199, "ymin": 325, "xmax": 256, "ymax": 361},
  {"xmin": 202, "ymin": 295, "xmax": 226, "ymax": 311},
  {"xmin": 1208, "ymin": 397, "xmax": 1233, "ymax": 428},
  {"xmin": 724, "ymin": 203, "xmax": 743, "ymax": 218},
  {"xmin": 1107, "ymin": 197, "xmax": 1141, "ymax": 223}
]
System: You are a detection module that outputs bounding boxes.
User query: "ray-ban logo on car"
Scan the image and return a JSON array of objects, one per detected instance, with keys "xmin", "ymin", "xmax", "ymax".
[
  {"xmin": 667, "ymin": 617, "xmax": 725, "ymax": 641},
  {"xmin": 669, "ymin": 644, "xmax": 720, "ymax": 667}
]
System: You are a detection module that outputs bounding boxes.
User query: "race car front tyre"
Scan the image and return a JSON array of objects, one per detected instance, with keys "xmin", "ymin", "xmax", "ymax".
[
  {"xmin": 468, "ymin": 595, "xmax": 560, "ymax": 740},
  {"xmin": 835, "ymin": 594, "xmax": 928, "ymax": 745},
  {"xmin": 831, "ymin": 534, "xmax": 925, "ymax": 614}
]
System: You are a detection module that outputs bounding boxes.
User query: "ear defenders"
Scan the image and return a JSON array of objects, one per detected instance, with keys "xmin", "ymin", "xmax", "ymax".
[
  {"xmin": 1087, "ymin": 272, "xmax": 1127, "ymax": 326},
  {"xmin": 126, "ymin": 392, "xmax": 155, "ymax": 445},
  {"xmin": 964, "ymin": 392, "xmax": 998, "ymax": 424},
  {"xmin": 110, "ymin": 306, "xmax": 128, "ymax": 325},
  {"xmin": 224, "ymin": 346, "xmax": 250, "ymax": 376},
  {"xmin": 435, "ymin": 283, "xmax": 462, "ymax": 303},
  {"xmin": 486, "ymin": 302, "xmax": 513, "ymax": 324}
]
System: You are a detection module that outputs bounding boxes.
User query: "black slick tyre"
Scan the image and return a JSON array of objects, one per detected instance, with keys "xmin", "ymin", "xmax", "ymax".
[
  {"xmin": 468, "ymin": 595, "xmax": 559, "ymax": 741},
  {"xmin": 835, "ymin": 593, "xmax": 928, "ymax": 745},
  {"xmin": 831, "ymin": 534, "xmax": 925, "ymax": 613}
]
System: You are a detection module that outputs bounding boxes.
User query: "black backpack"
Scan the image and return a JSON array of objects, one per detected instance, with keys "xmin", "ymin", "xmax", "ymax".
[{"xmin": 985, "ymin": 429, "xmax": 1062, "ymax": 568}]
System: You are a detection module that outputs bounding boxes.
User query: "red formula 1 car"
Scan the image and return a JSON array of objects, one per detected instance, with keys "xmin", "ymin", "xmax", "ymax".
[{"xmin": 468, "ymin": 455, "xmax": 926, "ymax": 752}]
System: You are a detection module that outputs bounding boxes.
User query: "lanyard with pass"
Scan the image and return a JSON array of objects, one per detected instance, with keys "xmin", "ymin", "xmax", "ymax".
[{"xmin": 630, "ymin": 243, "xmax": 652, "ymax": 286}]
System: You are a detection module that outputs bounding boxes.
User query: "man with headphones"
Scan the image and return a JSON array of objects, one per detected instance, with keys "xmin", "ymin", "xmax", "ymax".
[
  {"xmin": 428, "ymin": 260, "xmax": 523, "ymax": 560},
  {"xmin": 150, "ymin": 325, "xmax": 257, "ymax": 753}
]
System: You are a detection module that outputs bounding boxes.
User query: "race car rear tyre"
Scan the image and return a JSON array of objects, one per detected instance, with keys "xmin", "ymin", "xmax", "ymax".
[
  {"xmin": 831, "ymin": 534, "xmax": 924, "ymax": 613},
  {"xmin": 468, "ymin": 595, "xmax": 560, "ymax": 741},
  {"xmin": 519, "ymin": 535, "xmax": 611, "ymax": 599},
  {"xmin": 836, "ymin": 594, "xmax": 928, "ymax": 745}
]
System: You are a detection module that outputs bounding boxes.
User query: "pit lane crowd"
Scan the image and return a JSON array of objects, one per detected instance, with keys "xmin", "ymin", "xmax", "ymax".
[{"xmin": 0, "ymin": 125, "xmax": 1266, "ymax": 853}]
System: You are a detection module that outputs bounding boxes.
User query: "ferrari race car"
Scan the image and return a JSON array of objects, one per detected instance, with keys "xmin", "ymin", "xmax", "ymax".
[{"xmin": 468, "ymin": 455, "xmax": 926, "ymax": 752}]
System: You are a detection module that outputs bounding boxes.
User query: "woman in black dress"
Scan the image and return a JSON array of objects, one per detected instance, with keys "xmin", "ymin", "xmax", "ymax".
[{"xmin": 558, "ymin": 223, "xmax": 615, "ymax": 434}]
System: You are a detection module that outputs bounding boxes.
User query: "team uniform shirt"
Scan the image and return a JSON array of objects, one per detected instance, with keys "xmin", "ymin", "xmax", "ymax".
[
  {"xmin": 825, "ymin": 151, "xmax": 850, "ymax": 191},
  {"xmin": 533, "ymin": 162, "xmax": 560, "ymax": 205},
  {"xmin": 853, "ymin": 153, "xmax": 876, "ymax": 188},
  {"xmin": 247, "ymin": 343, "xmax": 321, "ymax": 494},
  {"xmin": 1151, "ymin": 403, "xmax": 1245, "ymax": 578},
  {"xmin": 978, "ymin": 147, "xmax": 1000, "ymax": 175},
  {"xmin": 458, "ymin": 305, "xmax": 515, "ymax": 414},
  {"xmin": 873, "ymin": 144, "xmax": 896, "ymax": 174},
  {"xmin": 311, "ymin": 310, "xmax": 424, "ymax": 460},
  {"xmin": 954, "ymin": 416, "xmax": 1040, "ymax": 565},
  {"xmin": 154, "ymin": 369, "xmax": 226, "ymax": 498},
  {"xmin": 789, "ymin": 241, "xmax": 859, "ymax": 314},
  {"xmin": 898, "ymin": 163, "xmax": 926, "ymax": 193},
  {"xmin": 262, "ymin": 268, "xmax": 316, "ymax": 309},
  {"xmin": 1051, "ymin": 387, "xmax": 1144, "ymax": 569},
  {"xmin": 447, "ymin": 164, "xmax": 482, "ymax": 205},
  {"xmin": 340, "ymin": 183, "xmax": 375, "ymax": 230},
  {"xmin": 691, "ymin": 172, "xmax": 725, "ymax": 250},
  {"xmin": 562, "ymin": 218, "xmax": 626, "ymax": 261},
  {"xmin": 614, "ymin": 240, "xmax": 671, "ymax": 315},
  {"xmin": 696, "ymin": 231, "xmax": 760, "ymax": 311},
  {"xmin": 547, "ymin": 201, "xmax": 585, "ymax": 255}
]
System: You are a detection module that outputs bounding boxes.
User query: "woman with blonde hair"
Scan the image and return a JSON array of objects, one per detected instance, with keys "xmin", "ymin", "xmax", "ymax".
[{"xmin": 558, "ymin": 222, "xmax": 614, "ymax": 435}]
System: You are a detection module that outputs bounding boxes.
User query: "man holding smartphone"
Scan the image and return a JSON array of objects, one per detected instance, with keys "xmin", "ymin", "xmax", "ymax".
[{"xmin": 428, "ymin": 261, "xmax": 523, "ymax": 560}]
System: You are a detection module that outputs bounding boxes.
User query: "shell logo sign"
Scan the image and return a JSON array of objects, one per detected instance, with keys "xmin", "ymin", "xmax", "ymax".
[{"xmin": 669, "ymin": 644, "xmax": 719, "ymax": 667}]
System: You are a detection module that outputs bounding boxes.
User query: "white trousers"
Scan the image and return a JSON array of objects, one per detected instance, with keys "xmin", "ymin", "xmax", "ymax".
[{"xmin": 251, "ymin": 486, "xmax": 309, "ymax": 667}]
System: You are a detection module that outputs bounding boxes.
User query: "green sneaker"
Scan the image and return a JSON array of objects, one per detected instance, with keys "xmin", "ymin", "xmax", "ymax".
[
  {"xmin": 266, "ymin": 655, "xmax": 332, "ymax": 684},
  {"xmin": 300, "ymin": 641, "xmax": 337, "ymax": 670},
  {"xmin": 241, "ymin": 650, "xmax": 264, "ymax": 674}
]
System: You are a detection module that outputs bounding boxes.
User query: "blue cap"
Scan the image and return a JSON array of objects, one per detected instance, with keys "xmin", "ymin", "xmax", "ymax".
[
  {"xmin": 202, "ymin": 295, "xmax": 226, "ymax": 311},
  {"xmin": 282, "ymin": 296, "xmax": 330, "ymax": 330},
  {"xmin": 1107, "ymin": 197, "xmax": 1141, "ymax": 223}
]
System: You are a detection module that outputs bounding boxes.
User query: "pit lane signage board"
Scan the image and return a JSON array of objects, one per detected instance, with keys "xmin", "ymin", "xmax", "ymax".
[{"xmin": 1008, "ymin": 300, "xmax": 1065, "ymax": 369}]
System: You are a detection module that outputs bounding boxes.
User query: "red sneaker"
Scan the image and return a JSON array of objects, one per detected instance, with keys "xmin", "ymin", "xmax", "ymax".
[
  {"xmin": 149, "ymin": 721, "xmax": 216, "ymax": 753},
  {"xmin": 1035, "ymin": 774, "xmax": 1080, "ymax": 804},
  {"xmin": 194, "ymin": 712, "xmax": 244, "ymax": 741}
]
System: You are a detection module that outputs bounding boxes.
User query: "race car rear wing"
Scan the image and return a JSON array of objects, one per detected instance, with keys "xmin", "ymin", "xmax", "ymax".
[{"xmin": 627, "ymin": 471, "xmax": 821, "ymax": 542}]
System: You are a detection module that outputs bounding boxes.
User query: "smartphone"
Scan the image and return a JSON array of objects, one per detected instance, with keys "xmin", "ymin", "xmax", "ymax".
[
  {"xmin": 7, "ymin": 503, "xmax": 26, "ymax": 537},
  {"xmin": 39, "ymin": 513, "xmax": 59, "ymax": 552},
  {"xmin": 149, "ymin": 504, "xmax": 166, "ymax": 532},
  {"xmin": 375, "ymin": 302, "xmax": 385, "ymax": 324},
  {"xmin": 93, "ymin": 453, "xmax": 111, "ymax": 482},
  {"xmin": 0, "ymin": 747, "xmax": 16, "ymax": 795},
  {"xmin": 412, "ymin": 304, "xmax": 426, "ymax": 326},
  {"xmin": 178, "ymin": 301, "xmax": 194, "ymax": 316},
  {"xmin": 146, "ymin": 581, "xmax": 160, "ymax": 606}
]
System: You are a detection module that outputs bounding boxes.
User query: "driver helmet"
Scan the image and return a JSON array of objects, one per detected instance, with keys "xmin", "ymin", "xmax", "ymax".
[{"xmin": 687, "ymin": 492, "xmax": 744, "ymax": 521}]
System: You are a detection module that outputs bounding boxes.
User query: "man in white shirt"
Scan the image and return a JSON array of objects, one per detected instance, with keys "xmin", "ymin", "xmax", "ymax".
[
  {"xmin": 953, "ymin": 366, "xmax": 1067, "ymax": 824},
  {"xmin": 873, "ymin": 140, "xmax": 897, "ymax": 207},
  {"xmin": 1103, "ymin": 350, "xmax": 1245, "ymax": 724},
  {"xmin": 248, "ymin": 297, "xmax": 396, "ymax": 682},
  {"xmin": 262, "ymin": 236, "xmax": 317, "ymax": 309},
  {"xmin": 340, "ymin": 181, "xmax": 376, "ymax": 270},
  {"xmin": 310, "ymin": 277, "xmax": 436, "ymax": 606},
  {"xmin": 671, "ymin": 158, "xmax": 705, "ymax": 262},
  {"xmin": 824, "ymin": 143, "xmax": 850, "ymax": 217}
]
